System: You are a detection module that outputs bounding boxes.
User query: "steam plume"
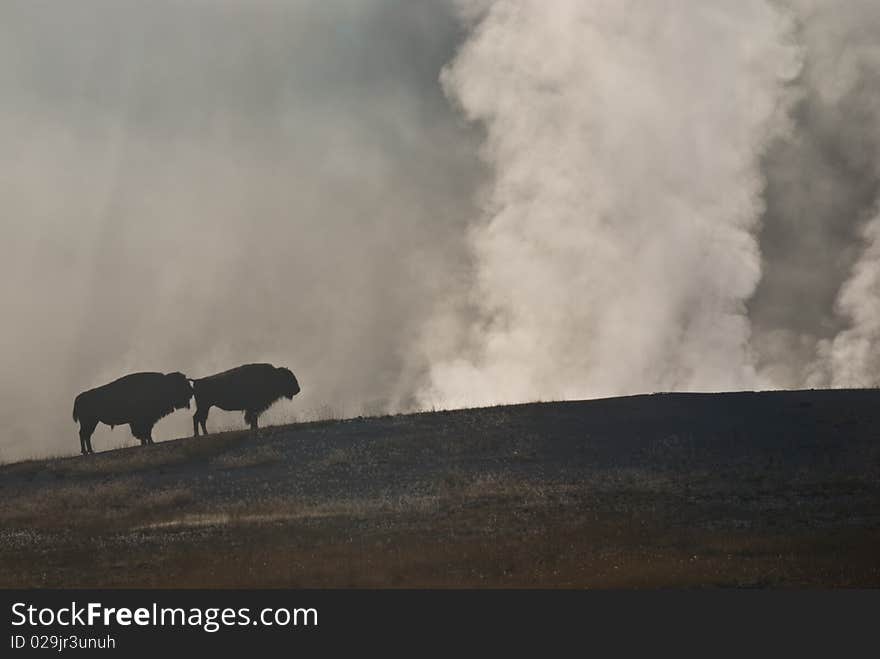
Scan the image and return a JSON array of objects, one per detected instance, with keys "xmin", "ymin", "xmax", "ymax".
[
  {"xmin": 419, "ymin": 0, "xmax": 802, "ymax": 408},
  {"xmin": 749, "ymin": 0, "xmax": 880, "ymax": 388}
]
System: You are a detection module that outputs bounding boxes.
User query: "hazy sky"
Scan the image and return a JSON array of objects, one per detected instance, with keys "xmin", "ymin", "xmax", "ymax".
[
  {"xmin": 3, "ymin": 0, "xmax": 880, "ymax": 461},
  {"xmin": 0, "ymin": 0, "xmax": 483, "ymax": 460}
]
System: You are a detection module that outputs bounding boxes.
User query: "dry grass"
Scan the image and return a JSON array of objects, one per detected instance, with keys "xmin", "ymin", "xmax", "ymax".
[
  {"xmin": 0, "ymin": 479, "xmax": 137, "ymax": 528},
  {"xmin": 1, "ymin": 391, "xmax": 879, "ymax": 587},
  {"xmin": 1, "ymin": 430, "xmax": 253, "ymax": 481},
  {"xmin": 0, "ymin": 477, "xmax": 196, "ymax": 530},
  {"xmin": 139, "ymin": 486, "xmax": 195, "ymax": 510},
  {"xmin": 210, "ymin": 444, "xmax": 283, "ymax": 470},
  {"xmin": 136, "ymin": 494, "xmax": 444, "ymax": 532},
  {"xmin": 135, "ymin": 471, "xmax": 560, "ymax": 532},
  {"xmin": 320, "ymin": 447, "xmax": 354, "ymax": 468},
  {"xmin": 4, "ymin": 492, "xmax": 877, "ymax": 588}
]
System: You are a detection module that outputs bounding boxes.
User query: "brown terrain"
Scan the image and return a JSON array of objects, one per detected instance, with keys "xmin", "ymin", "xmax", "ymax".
[{"xmin": 1, "ymin": 389, "xmax": 878, "ymax": 588}]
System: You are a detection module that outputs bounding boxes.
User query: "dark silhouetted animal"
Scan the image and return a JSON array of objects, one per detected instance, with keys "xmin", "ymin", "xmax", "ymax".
[
  {"xmin": 72, "ymin": 372, "xmax": 193, "ymax": 455},
  {"xmin": 190, "ymin": 363, "xmax": 300, "ymax": 436}
]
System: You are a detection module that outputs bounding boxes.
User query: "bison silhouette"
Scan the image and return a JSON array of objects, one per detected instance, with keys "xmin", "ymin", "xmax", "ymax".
[
  {"xmin": 191, "ymin": 363, "xmax": 300, "ymax": 436},
  {"xmin": 72, "ymin": 372, "xmax": 193, "ymax": 455}
]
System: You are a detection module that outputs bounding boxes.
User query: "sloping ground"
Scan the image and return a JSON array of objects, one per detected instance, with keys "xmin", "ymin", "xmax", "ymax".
[{"xmin": 0, "ymin": 389, "xmax": 878, "ymax": 587}]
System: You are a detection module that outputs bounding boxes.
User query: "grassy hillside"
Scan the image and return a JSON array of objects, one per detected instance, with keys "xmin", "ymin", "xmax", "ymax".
[{"xmin": 1, "ymin": 390, "xmax": 879, "ymax": 587}]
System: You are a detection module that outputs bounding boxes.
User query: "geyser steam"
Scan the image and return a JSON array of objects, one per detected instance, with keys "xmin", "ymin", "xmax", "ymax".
[
  {"xmin": 418, "ymin": 0, "xmax": 802, "ymax": 408},
  {"xmin": 748, "ymin": 0, "xmax": 880, "ymax": 389}
]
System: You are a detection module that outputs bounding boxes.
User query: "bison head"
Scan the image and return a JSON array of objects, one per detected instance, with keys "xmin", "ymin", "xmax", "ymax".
[
  {"xmin": 167, "ymin": 372, "xmax": 194, "ymax": 410},
  {"xmin": 276, "ymin": 367, "xmax": 301, "ymax": 399}
]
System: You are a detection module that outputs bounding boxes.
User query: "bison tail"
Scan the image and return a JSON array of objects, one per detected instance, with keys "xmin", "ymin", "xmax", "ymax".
[{"xmin": 72, "ymin": 396, "xmax": 82, "ymax": 423}]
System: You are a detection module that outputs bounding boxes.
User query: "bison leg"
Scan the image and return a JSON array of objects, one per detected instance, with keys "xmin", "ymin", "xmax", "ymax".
[
  {"xmin": 130, "ymin": 421, "xmax": 155, "ymax": 446},
  {"xmin": 193, "ymin": 405, "xmax": 210, "ymax": 437},
  {"xmin": 143, "ymin": 422, "xmax": 155, "ymax": 445},
  {"xmin": 79, "ymin": 418, "xmax": 98, "ymax": 455},
  {"xmin": 244, "ymin": 409, "xmax": 259, "ymax": 431}
]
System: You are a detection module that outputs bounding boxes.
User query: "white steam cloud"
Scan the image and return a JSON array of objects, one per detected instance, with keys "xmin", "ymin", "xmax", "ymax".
[
  {"xmin": 790, "ymin": 0, "xmax": 880, "ymax": 387},
  {"xmin": 822, "ymin": 217, "xmax": 880, "ymax": 386},
  {"xmin": 419, "ymin": 0, "xmax": 802, "ymax": 408},
  {"xmin": 743, "ymin": 0, "xmax": 880, "ymax": 389}
]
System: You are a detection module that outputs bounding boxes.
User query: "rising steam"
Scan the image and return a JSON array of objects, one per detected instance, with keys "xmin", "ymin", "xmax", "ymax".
[
  {"xmin": 750, "ymin": 0, "xmax": 880, "ymax": 389},
  {"xmin": 418, "ymin": 0, "xmax": 802, "ymax": 408}
]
